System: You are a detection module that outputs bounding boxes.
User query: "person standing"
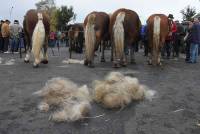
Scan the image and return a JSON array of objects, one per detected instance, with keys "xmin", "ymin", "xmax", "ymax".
[
  {"xmin": 175, "ymin": 20, "xmax": 184, "ymax": 56},
  {"xmin": 0, "ymin": 20, "xmax": 4, "ymax": 53},
  {"xmin": 184, "ymin": 21, "xmax": 193, "ymax": 62},
  {"xmin": 165, "ymin": 32, "xmax": 172, "ymax": 59},
  {"xmin": 10, "ymin": 20, "xmax": 22, "ymax": 53},
  {"xmin": 49, "ymin": 31, "xmax": 56, "ymax": 47},
  {"xmin": 165, "ymin": 14, "xmax": 177, "ymax": 59},
  {"xmin": 140, "ymin": 24, "xmax": 148, "ymax": 56},
  {"xmin": 189, "ymin": 18, "xmax": 200, "ymax": 63},
  {"xmin": 169, "ymin": 15, "xmax": 178, "ymax": 58},
  {"xmin": 1, "ymin": 20, "xmax": 10, "ymax": 53}
]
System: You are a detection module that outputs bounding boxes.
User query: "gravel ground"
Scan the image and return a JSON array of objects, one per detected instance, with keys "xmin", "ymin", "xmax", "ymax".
[{"xmin": 0, "ymin": 47, "xmax": 200, "ymax": 134}]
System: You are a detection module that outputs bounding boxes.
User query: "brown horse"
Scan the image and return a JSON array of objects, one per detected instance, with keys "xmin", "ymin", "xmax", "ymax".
[
  {"xmin": 83, "ymin": 11, "xmax": 110, "ymax": 67},
  {"xmin": 67, "ymin": 24, "xmax": 84, "ymax": 58},
  {"xmin": 23, "ymin": 9, "xmax": 50, "ymax": 67},
  {"xmin": 110, "ymin": 8, "xmax": 141, "ymax": 68},
  {"xmin": 147, "ymin": 14, "xmax": 171, "ymax": 65}
]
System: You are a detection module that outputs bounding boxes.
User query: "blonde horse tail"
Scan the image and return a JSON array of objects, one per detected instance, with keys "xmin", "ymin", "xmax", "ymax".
[
  {"xmin": 32, "ymin": 13, "xmax": 45, "ymax": 66},
  {"xmin": 153, "ymin": 16, "xmax": 160, "ymax": 65},
  {"xmin": 84, "ymin": 14, "xmax": 96, "ymax": 62},
  {"xmin": 113, "ymin": 12, "xmax": 125, "ymax": 60}
]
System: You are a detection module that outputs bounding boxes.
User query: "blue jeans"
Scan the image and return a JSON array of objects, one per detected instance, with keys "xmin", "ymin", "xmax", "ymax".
[
  {"xmin": 11, "ymin": 37, "xmax": 19, "ymax": 52},
  {"xmin": 190, "ymin": 43, "xmax": 199, "ymax": 63}
]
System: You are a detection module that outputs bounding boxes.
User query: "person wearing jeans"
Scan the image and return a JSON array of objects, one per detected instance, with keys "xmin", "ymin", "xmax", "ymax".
[
  {"xmin": 10, "ymin": 20, "xmax": 22, "ymax": 53},
  {"xmin": 188, "ymin": 18, "xmax": 200, "ymax": 63},
  {"xmin": 190, "ymin": 43, "xmax": 199, "ymax": 63},
  {"xmin": 1, "ymin": 20, "xmax": 10, "ymax": 53}
]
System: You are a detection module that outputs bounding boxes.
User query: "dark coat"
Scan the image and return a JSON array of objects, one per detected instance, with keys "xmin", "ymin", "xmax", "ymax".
[{"xmin": 190, "ymin": 23, "xmax": 200, "ymax": 44}]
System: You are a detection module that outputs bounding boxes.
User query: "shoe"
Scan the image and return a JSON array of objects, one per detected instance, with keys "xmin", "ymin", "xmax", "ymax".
[
  {"xmin": 14, "ymin": 52, "xmax": 19, "ymax": 54},
  {"xmin": 173, "ymin": 57, "xmax": 178, "ymax": 61},
  {"xmin": 187, "ymin": 61, "xmax": 196, "ymax": 64}
]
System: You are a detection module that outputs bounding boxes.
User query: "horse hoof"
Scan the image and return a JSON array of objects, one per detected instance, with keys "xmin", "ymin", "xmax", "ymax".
[
  {"xmin": 84, "ymin": 60, "xmax": 88, "ymax": 66},
  {"xmin": 130, "ymin": 60, "xmax": 136, "ymax": 64},
  {"xmin": 101, "ymin": 58, "xmax": 106, "ymax": 62},
  {"xmin": 88, "ymin": 64, "xmax": 95, "ymax": 68},
  {"xmin": 158, "ymin": 62, "xmax": 162, "ymax": 66},
  {"xmin": 41, "ymin": 60, "xmax": 48, "ymax": 64},
  {"xmin": 112, "ymin": 63, "xmax": 120, "ymax": 68},
  {"xmin": 24, "ymin": 60, "xmax": 29, "ymax": 63},
  {"xmin": 121, "ymin": 64, "xmax": 127, "ymax": 67},
  {"xmin": 148, "ymin": 62, "xmax": 152, "ymax": 65},
  {"xmin": 33, "ymin": 64, "xmax": 39, "ymax": 68}
]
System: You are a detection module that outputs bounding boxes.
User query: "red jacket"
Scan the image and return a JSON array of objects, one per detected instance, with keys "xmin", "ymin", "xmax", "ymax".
[
  {"xmin": 171, "ymin": 22, "xmax": 177, "ymax": 33},
  {"xmin": 166, "ymin": 21, "xmax": 177, "ymax": 41}
]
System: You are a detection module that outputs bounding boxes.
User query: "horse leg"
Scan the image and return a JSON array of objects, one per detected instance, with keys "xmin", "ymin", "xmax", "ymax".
[
  {"xmin": 112, "ymin": 46, "xmax": 120, "ymax": 68},
  {"xmin": 101, "ymin": 41, "xmax": 106, "ymax": 62},
  {"xmin": 32, "ymin": 49, "xmax": 40, "ymax": 68},
  {"xmin": 41, "ymin": 36, "xmax": 48, "ymax": 64},
  {"xmin": 148, "ymin": 48, "xmax": 153, "ymax": 65},
  {"xmin": 69, "ymin": 39, "xmax": 72, "ymax": 58},
  {"xmin": 88, "ymin": 44, "xmax": 96, "ymax": 68},
  {"xmin": 130, "ymin": 44, "xmax": 136, "ymax": 64},
  {"xmin": 99, "ymin": 41, "xmax": 102, "ymax": 52},
  {"xmin": 157, "ymin": 47, "xmax": 162, "ymax": 66},
  {"xmin": 148, "ymin": 53, "xmax": 153, "ymax": 65},
  {"xmin": 24, "ymin": 48, "xmax": 31, "ymax": 63},
  {"xmin": 158, "ymin": 51, "xmax": 162, "ymax": 66},
  {"xmin": 111, "ymin": 42, "xmax": 114, "ymax": 61},
  {"xmin": 24, "ymin": 35, "xmax": 30, "ymax": 63}
]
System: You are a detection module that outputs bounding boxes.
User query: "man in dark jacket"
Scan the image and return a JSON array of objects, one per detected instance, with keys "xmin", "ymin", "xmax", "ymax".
[
  {"xmin": 175, "ymin": 21, "xmax": 184, "ymax": 56},
  {"xmin": 0, "ymin": 20, "xmax": 4, "ymax": 52},
  {"xmin": 140, "ymin": 25, "xmax": 148, "ymax": 56},
  {"xmin": 185, "ymin": 21, "xmax": 193, "ymax": 62},
  {"xmin": 189, "ymin": 18, "xmax": 200, "ymax": 63}
]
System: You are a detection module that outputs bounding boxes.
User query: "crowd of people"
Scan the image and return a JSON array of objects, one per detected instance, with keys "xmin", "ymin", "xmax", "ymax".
[
  {"xmin": 141, "ymin": 14, "xmax": 200, "ymax": 64},
  {"xmin": 0, "ymin": 19, "xmax": 24, "ymax": 54}
]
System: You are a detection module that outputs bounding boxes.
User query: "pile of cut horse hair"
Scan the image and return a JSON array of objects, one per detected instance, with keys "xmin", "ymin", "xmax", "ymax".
[
  {"xmin": 93, "ymin": 72, "xmax": 156, "ymax": 108},
  {"xmin": 34, "ymin": 77, "xmax": 91, "ymax": 122},
  {"xmin": 34, "ymin": 72, "xmax": 156, "ymax": 122}
]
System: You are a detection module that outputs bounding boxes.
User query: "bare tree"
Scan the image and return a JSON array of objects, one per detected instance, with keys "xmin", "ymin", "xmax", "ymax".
[{"xmin": 180, "ymin": 5, "xmax": 196, "ymax": 21}]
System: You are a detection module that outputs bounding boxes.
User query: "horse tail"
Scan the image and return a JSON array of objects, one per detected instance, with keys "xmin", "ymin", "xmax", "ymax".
[
  {"xmin": 153, "ymin": 16, "xmax": 160, "ymax": 65},
  {"xmin": 32, "ymin": 13, "xmax": 45, "ymax": 64},
  {"xmin": 84, "ymin": 14, "xmax": 96, "ymax": 62},
  {"xmin": 113, "ymin": 12, "xmax": 125, "ymax": 60}
]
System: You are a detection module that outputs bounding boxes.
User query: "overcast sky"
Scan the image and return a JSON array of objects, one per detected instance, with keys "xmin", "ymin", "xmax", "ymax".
[{"xmin": 0, "ymin": 0, "xmax": 199, "ymax": 25}]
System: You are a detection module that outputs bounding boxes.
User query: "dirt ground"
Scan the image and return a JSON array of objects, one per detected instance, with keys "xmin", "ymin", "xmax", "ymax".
[{"xmin": 0, "ymin": 48, "xmax": 200, "ymax": 134}]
